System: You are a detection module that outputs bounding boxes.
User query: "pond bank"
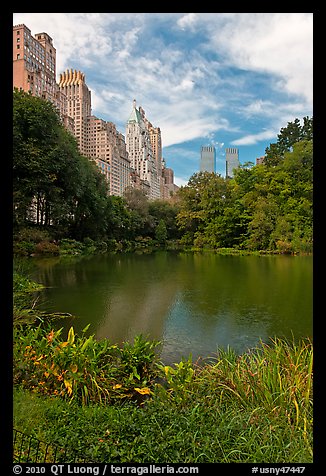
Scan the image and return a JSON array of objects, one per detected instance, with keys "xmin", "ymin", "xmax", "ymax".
[{"xmin": 13, "ymin": 327, "xmax": 313, "ymax": 463}]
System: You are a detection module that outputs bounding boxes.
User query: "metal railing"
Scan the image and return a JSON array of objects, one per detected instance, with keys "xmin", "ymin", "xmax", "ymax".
[{"xmin": 13, "ymin": 428, "xmax": 95, "ymax": 463}]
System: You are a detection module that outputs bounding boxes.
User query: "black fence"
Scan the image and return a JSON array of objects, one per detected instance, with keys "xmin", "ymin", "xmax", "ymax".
[{"xmin": 13, "ymin": 428, "xmax": 95, "ymax": 463}]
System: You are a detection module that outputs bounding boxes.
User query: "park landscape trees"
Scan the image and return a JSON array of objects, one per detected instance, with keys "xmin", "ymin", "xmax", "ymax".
[{"xmin": 13, "ymin": 89, "xmax": 313, "ymax": 254}]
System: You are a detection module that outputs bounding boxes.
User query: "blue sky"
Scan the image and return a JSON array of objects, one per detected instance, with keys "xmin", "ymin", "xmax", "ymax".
[{"xmin": 13, "ymin": 13, "xmax": 313, "ymax": 186}]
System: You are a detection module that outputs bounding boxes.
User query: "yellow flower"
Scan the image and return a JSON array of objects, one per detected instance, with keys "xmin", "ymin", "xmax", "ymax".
[
  {"xmin": 134, "ymin": 387, "xmax": 151, "ymax": 395},
  {"xmin": 64, "ymin": 379, "xmax": 73, "ymax": 396}
]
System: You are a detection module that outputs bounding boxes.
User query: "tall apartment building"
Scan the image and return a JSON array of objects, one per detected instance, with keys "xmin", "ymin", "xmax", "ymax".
[
  {"xmin": 200, "ymin": 146, "xmax": 216, "ymax": 173},
  {"xmin": 13, "ymin": 24, "xmax": 58, "ymax": 104},
  {"xmin": 162, "ymin": 159, "xmax": 179, "ymax": 199},
  {"xmin": 86, "ymin": 116, "xmax": 130, "ymax": 196},
  {"xmin": 148, "ymin": 123, "xmax": 163, "ymax": 198},
  {"xmin": 13, "ymin": 24, "xmax": 176, "ymax": 200},
  {"xmin": 58, "ymin": 69, "xmax": 92, "ymax": 156},
  {"xmin": 126, "ymin": 100, "xmax": 161, "ymax": 200},
  {"xmin": 256, "ymin": 156, "xmax": 265, "ymax": 166},
  {"xmin": 225, "ymin": 147, "xmax": 240, "ymax": 178}
]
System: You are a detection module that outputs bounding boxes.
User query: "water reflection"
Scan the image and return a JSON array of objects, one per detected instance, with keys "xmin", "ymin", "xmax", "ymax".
[{"xmin": 32, "ymin": 252, "xmax": 313, "ymax": 364}]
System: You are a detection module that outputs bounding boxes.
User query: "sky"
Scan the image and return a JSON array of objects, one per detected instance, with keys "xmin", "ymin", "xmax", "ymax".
[{"xmin": 13, "ymin": 13, "xmax": 313, "ymax": 186}]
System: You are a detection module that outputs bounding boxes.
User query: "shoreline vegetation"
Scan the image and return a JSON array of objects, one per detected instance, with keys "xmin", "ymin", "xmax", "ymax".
[
  {"xmin": 13, "ymin": 268, "xmax": 313, "ymax": 463},
  {"xmin": 14, "ymin": 91, "xmax": 313, "ymax": 258}
]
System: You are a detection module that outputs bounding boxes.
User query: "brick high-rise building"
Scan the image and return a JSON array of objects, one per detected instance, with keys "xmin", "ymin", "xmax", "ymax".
[
  {"xmin": 13, "ymin": 24, "xmax": 176, "ymax": 200},
  {"xmin": 13, "ymin": 24, "xmax": 57, "ymax": 103},
  {"xmin": 86, "ymin": 116, "xmax": 130, "ymax": 196},
  {"xmin": 162, "ymin": 159, "xmax": 179, "ymax": 199},
  {"xmin": 58, "ymin": 69, "xmax": 92, "ymax": 156}
]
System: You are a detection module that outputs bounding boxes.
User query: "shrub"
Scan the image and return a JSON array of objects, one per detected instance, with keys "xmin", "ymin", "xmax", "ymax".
[
  {"xmin": 34, "ymin": 241, "xmax": 60, "ymax": 256},
  {"xmin": 15, "ymin": 227, "xmax": 51, "ymax": 243},
  {"xmin": 13, "ymin": 241, "xmax": 36, "ymax": 256}
]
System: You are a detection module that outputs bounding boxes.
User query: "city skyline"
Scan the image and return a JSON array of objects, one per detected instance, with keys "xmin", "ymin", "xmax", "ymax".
[{"xmin": 12, "ymin": 13, "xmax": 313, "ymax": 186}]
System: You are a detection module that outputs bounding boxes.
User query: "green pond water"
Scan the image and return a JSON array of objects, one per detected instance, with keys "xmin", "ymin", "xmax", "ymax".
[{"xmin": 30, "ymin": 251, "xmax": 313, "ymax": 364}]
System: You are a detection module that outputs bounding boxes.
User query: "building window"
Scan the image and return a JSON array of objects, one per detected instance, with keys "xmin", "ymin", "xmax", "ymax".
[{"xmin": 17, "ymin": 54, "xmax": 20, "ymax": 60}]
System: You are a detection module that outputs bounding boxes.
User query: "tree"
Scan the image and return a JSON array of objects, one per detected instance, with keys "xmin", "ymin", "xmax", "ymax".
[
  {"xmin": 155, "ymin": 219, "xmax": 168, "ymax": 244},
  {"xmin": 13, "ymin": 89, "xmax": 65, "ymax": 226},
  {"xmin": 13, "ymin": 89, "xmax": 110, "ymax": 241},
  {"xmin": 265, "ymin": 117, "xmax": 313, "ymax": 167}
]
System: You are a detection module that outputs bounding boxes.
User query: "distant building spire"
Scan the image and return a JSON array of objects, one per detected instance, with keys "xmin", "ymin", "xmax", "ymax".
[{"xmin": 127, "ymin": 99, "xmax": 142, "ymax": 124}]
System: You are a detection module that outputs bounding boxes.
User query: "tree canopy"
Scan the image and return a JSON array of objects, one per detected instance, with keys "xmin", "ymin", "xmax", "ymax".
[
  {"xmin": 176, "ymin": 117, "xmax": 313, "ymax": 253},
  {"xmin": 13, "ymin": 90, "xmax": 312, "ymax": 253}
]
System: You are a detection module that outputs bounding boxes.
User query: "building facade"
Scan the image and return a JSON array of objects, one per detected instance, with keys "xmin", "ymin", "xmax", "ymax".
[
  {"xmin": 200, "ymin": 146, "xmax": 216, "ymax": 173},
  {"xmin": 13, "ymin": 24, "xmax": 176, "ymax": 201},
  {"xmin": 256, "ymin": 156, "xmax": 265, "ymax": 166},
  {"xmin": 86, "ymin": 115, "xmax": 130, "ymax": 196},
  {"xmin": 225, "ymin": 147, "xmax": 240, "ymax": 178},
  {"xmin": 13, "ymin": 24, "xmax": 57, "ymax": 104},
  {"xmin": 58, "ymin": 69, "xmax": 92, "ymax": 156},
  {"xmin": 126, "ymin": 100, "xmax": 161, "ymax": 200},
  {"xmin": 162, "ymin": 160, "xmax": 179, "ymax": 199}
]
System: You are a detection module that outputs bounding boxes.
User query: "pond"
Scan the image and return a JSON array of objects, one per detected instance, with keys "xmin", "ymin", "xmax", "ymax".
[{"xmin": 30, "ymin": 251, "xmax": 313, "ymax": 364}]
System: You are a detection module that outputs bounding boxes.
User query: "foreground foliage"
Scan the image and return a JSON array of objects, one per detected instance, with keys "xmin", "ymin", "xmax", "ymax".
[
  {"xmin": 14, "ymin": 324, "xmax": 159, "ymax": 405},
  {"xmin": 13, "ymin": 322, "xmax": 313, "ymax": 463}
]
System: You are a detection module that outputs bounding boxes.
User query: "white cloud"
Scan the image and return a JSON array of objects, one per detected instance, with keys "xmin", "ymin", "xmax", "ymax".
[
  {"xmin": 208, "ymin": 13, "xmax": 313, "ymax": 106},
  {"xmin": 174, "ymin": 176, "xmax": 188, "ymax": 187},
  {"xmin": 231, "ymin": 129, "xmax": 276, "ymax": 146},
  {"xmin": 177, "ymin": 13, "xmax": 198, "ymax": 30}
]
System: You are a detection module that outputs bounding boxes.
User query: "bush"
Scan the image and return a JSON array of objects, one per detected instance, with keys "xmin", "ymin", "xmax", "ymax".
[
  {"xmin": 13, "ymin": 241, "xmax": 36, "ymax": 256},
  {"xmin": 59, "ymin": 239, "xmax": 85, "ymax": 255},
  {"xmin": 34, "ymin": 241, "xmax": 60, "ymax": 256},
  {"xmin": 15, "ymin": 227, "xmax": 51, "ymax": 243}
]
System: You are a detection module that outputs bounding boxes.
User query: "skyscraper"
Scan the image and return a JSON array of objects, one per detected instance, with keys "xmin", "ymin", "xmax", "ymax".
[
  {"xmin": 225, "ymin": 147, "xmax": 240, "ymax": 178},
  {"xmin": 13, "ymin": 24, "xmax": 58, "ymax": 104},
  {"xmin": 200, "ymin": 146, "xmax": 216, "ymax": 173},
  {"xmin": 126, "ymin": 100, "xmax": 161, "ymax": 199},
  {"xmin": 58, "ymin": 69, "xmax": 92, "ymax": 156},
  {"xmin": 13, "ymin": 24, "xmax": 176, "ymax": 201}
]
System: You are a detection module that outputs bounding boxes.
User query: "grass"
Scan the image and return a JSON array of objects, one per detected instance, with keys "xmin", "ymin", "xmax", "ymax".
[{"xmin": 13, "ymin": 329, "xmax": 313, "ymax": 463}]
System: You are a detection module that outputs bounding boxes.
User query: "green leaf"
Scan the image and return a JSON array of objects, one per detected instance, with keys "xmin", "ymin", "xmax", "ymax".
[{"xmin": 67, "ymin": 327, "xmax": 75, "ymax": 345}]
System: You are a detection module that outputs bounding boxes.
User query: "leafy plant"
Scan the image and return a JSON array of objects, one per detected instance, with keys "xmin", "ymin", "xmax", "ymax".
[{"xmin": 14, "ymin": 325, "xmax": 161, "ymax": 406}]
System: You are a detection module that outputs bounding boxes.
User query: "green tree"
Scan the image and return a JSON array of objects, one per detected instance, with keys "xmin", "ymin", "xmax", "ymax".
[
  {"xmin": 13, "ymin": 89, "xmax": 65, "ymax": 226},
  {"xmin": 13, "ymin": 89, "xmax": 111, "ymax": 241},
  {"xmin": 265, "ymin": 117, "xmax": 313, "ymax": 167},
  {"xmin": 155, "ymin": 219, "xmax": 168, "ymax": 244}
]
